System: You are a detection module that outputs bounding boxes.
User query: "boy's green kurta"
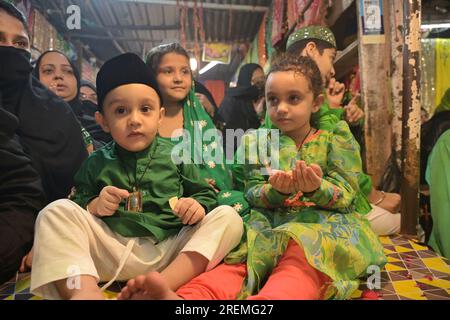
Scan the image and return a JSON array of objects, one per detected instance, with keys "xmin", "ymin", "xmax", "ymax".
[
  {"xmin": 426, "ymin": 129, "xmax": 450, "ymax": 259},
  {"xmin": 225, "ymin": 121, "xmax": 386, "ymax": 300},
  {"xmin": 71, "ymin": 136, "xmax": 217, "ymax": 242}
]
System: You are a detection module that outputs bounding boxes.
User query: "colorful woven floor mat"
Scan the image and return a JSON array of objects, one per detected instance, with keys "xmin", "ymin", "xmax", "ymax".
[{"xmin": 2, "ymin": 235, "xmax": 449, "ymax": 300}]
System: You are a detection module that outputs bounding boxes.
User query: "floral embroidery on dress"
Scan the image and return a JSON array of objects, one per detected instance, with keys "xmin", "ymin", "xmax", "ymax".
[
  {"xmin": 222, "ymin": 192, "xmax": 232, "ymax": 198},
  {"xmin": 233, "ymin": 203, "xmax": 243, "ymax": 212}
]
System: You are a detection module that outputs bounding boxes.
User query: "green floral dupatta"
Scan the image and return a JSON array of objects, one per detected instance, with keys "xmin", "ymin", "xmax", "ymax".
[
  {"xmin": 179, "ymin": 86, "xmax": 252, "ymax": 215},
  {"xmin": 180, "ymin": 87, "xmax": 233, "ymax": 191}
]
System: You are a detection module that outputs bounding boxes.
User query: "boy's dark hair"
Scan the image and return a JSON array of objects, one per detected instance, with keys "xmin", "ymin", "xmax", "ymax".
[
  {"xmin": 268, "ymin": 53, "xmax": 324, "ymax": 98},
  {"xmin": 0, "ymin": 0, "xmax": 30, "ymax": 37},
  {"xmin": 146, "ymin": 42, "xmax": 191, "ymax": 74},
  {"xmin": 287, "ymin": 38, "xmax": 334, "ymax": 56}
]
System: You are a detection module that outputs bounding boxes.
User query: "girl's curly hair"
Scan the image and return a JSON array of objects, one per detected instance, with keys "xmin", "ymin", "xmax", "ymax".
[{"xmin": 268, "ymin": 53, "xmax": 323, "ymax": 98}]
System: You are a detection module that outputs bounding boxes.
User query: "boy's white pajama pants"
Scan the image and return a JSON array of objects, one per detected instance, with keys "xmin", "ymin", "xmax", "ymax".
[
  {"xmin": 30, "ymin": 199, "xmax": 243, "ymax": 300},
  {"xmin": 366, "ymin": 205, "xmax": 401, "ymax": 236}
]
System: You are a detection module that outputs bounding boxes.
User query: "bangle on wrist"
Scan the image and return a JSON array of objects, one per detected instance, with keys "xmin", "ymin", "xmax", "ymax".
[
  {"xmin": 373, "ymin": 191, "xmax": 386, "ymax": 206},
  {"xmin": 303, "ymin": 186, "xmax": 320, "ymax": 197}
]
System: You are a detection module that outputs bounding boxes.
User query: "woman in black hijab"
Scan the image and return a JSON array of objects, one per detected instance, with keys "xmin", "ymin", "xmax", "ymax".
[
  {"xmin": 80, "ymin": 79, "xmax": 98, "ymax": 106},
  {"xmin": 218, "ymin": 63, "xmax": 265, "ymax": 154},
  {"xmin": 0, "ymin": 0, "xmax": 88, "ymax": 278},
  {"xmin": 0, "ymin": 107, "xmax": 45, "ymax": 283},
  {"xmin": 33, "ymin": 50, "xmax": 111, "ymax": 149},
  {"xmin": 0, "ymin": 47, "xmax": 87, "ymax": 203}
]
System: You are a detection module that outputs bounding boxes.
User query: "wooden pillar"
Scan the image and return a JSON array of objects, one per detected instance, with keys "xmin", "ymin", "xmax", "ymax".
[
  {"xmin": 356, "ymin": 0, "xmax": 392, "ymax": 186},
  {"xmin": 400, "ymin": 0, "xmax": 421, "ymax": 236},
  {"xmin": 387, "ymin": 1, "xmax": 405, "ymax": 177}
]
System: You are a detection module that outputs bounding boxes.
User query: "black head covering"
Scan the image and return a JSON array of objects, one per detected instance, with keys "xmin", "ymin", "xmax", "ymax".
[
  {"xmin": 97, "ymin": 53, "xmax": 163, "ymax": 110},
  {"xmin": 0, "ymin": 106, "xmax": 45, "ymax": 283},
  {"xmin": 219, "ymin": 63, "xmax": 262, "ymax": 131},
  {"xmin": 237, "ymin": 63, "xmax": 263, "ymax": 87},
  {"xmin": 33, "ymin": 50, "xmax": 112, "ymax": 147},
  {"xmin": 0, "ymin": 46, "xmax": 32, "ymax": 112},
  {"xmin": 79, "ymin": 79, "xmax": 98, "ymax": 116},
  {"xmin": 0, "ymin": 46, "xmax": 88, "ymax": 202},
  {"xmin": 227, "ymin": 63, "xmax": 264, "ymax": 99},
  {"xmin": 217, "ymin": 63, "xmax": 263, "ymax": 146},
  {"xmin": 80, "ymin": 79, "xmax": 96, "ymax": 92},
  {"xmin": 33, "ymin": 50, "xmax": 82, "ymax": 120},
  {"xmin": 32, "ymin": 50, "xmax": 81, "ymax": 102}
]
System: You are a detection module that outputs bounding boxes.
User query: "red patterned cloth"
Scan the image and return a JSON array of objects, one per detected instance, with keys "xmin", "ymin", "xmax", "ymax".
[{"xmin": 270, "ymin": 0, "xmax": 285, "ymax": 46}]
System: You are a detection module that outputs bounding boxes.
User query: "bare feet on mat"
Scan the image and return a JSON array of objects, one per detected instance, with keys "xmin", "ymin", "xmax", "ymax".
[{"xmin": 118, "ymin": 272, "xmax": 182, "ymax": 300}]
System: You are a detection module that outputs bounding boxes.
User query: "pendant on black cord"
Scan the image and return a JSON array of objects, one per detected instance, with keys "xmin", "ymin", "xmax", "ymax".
[{"xmin": 126, "ymin": 188, "xmax": 142, "ymax": 212}]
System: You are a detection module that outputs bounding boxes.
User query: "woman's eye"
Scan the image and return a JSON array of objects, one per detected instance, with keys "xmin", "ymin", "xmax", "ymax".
[
  {"xmin": 16, "ymin": 41, "xmax": 27, "ymax": 47},
  {"xmin": 42, "ymin": 69, "xmax": 53, "ymax": 75}
]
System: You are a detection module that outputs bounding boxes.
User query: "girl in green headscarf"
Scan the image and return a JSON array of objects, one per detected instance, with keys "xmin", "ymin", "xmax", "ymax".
[{"xmin": 146, "ymin": 43, "xmax": 249, "ymax": 214}]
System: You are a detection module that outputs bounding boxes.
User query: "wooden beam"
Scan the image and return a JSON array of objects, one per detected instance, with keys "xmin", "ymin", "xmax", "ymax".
[
  {"xmin": 109, "ymin": 0, "xmax": 269, "ymax": 12},
  {"xmin": 84, "ymin": 24, "xmax": 180, "ymax": 31},
  {"xmin": 65, "ymin": 33, "xmax": 250, "ymax": 45},
  {"xmin": 356, "ymin": 1, "xmax": 392, "ymax": 187},
  {"xmin": 400, "ymin": 0, "xmax": 421, "ymax": 236},
  {"xmin": 85, "ymin": 0, "xmax": 126, "ymax": 54},
  {"xmin": 334, "ymin": 39, "xmax": 358, "ymax": 79},
  {"xmin": 387, "ymin": 0, "xmax": 404, "ymax": 189},
  {"xmin": 65, "ymin": 33, "xmax": 162, "ymax": 42}
]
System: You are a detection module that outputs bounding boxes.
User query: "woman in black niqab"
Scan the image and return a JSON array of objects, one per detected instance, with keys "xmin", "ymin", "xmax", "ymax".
[
  {"xmin": 0, "ymin": 45, "xmax": 87, "ymax": 202},
  {"xmin": 218, "ymin": 63, "xmax": 265, "ymax": 154}
]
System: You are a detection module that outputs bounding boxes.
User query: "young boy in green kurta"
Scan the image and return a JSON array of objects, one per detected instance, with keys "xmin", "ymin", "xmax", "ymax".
[
  {"xmin": 117, "ymin": 55, "xmax": 386, "ymax": 300},
  {"xmin": 30, "ymin": 53, "xmax": 243, "ymax": 300}
]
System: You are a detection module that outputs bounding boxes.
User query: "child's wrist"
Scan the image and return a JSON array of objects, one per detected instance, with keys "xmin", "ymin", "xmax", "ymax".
[
  {"xmin": 271, "ymin": 185, "xmax": 291, "ymax": 196},
  {"xmin": 302, "ymin": 186, "xmax": 320, "ymax": 197},
  {"xmin": 277, "ymin": 189, "xmax": 291, "ymax": 196},
  {"xmin": 87, "ymin": 197, "xmax": 99, "ymax": 216},
  {"xmin": 328, "ymin": 102, "xmax": 342, "ymax": 109}
]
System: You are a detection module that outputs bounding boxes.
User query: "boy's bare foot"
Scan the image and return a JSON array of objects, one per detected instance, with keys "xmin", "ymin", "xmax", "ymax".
[{"xmin": 118, "ymin": 272, "xmax": 182, "ymax": 300}]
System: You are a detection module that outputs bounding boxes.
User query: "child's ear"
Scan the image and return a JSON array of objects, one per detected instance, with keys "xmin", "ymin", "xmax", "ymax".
[
  {"xmin": 95, "ymin": 111, "xmax": 110, "ymax": 133},
  {"xmin": 304, "ymin": 41, "xmax": 319, "ymax": 58},
  {"xmin": 158, "ymin": 107, "xmax": 165, "ymax": 125},
  {"xmin": 312, "ymin": 94, "xmax": 324, "ymax": 113}
]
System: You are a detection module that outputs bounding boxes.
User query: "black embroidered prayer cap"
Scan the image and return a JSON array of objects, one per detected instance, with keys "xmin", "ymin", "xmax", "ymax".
[{"xmin": 96, "ymin": 52, "xmax": 162, "ymax": 110}]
